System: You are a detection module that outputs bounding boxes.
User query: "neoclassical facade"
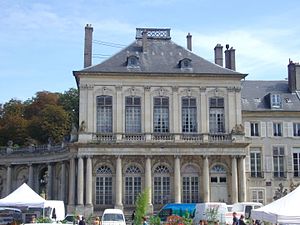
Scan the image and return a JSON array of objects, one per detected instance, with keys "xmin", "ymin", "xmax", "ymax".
[{"xmin": 0, "ymin": 26, "xmax": 300, "ymax": 216}]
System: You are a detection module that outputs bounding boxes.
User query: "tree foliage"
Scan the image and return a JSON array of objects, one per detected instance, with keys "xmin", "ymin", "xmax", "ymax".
[
  {"xmin": 134, "ymin": 188, "xmax": 149, "ymax": 225},
  {"xmin": 0, "ymin": 88, "xmax": 78, "ymax": 146}
]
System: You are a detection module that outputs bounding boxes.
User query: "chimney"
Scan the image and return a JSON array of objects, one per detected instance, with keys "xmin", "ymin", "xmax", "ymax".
[
  {"xmin": 288, "ymin": 60, "xmax": 300, "ymax": 92},
  {"xmin": 225, "ymin": 44, "xmax": 236, "ymax": 71},
  {"xmin": 186, "ymin": 33, "xmax": 192, "ymax": 51},
  {"xmin": 142, "ymin": 30, "xmax": 148, "ymax": 53},
  {"xmin": 84, "ymin": 24, "xmax": 93, "ymax": 68},
  {"xmin": 214, "ymin": 44, "xmax": 223, "ymax": 66}
]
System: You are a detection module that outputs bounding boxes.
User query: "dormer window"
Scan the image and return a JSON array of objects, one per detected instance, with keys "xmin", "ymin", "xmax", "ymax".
[
  {"xmin": 179, "ymin": 58, "xmax": 192, "ymax": 69},
  {"xmin": 127, "ymin": 55, "xmax": 139, "ymax": 67},
  {"xmin": 271, "ymin": 94, "xmax": 282, "ymax": 109}
]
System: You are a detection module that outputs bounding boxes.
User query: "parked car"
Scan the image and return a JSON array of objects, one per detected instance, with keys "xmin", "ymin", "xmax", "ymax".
[
  {"xmin": 101, "ymin": 209, "xmax": 126, "ymax": 225},
  {"xmin": 62, "ymin": 214, "xmax": 83, "ymax": 224}
]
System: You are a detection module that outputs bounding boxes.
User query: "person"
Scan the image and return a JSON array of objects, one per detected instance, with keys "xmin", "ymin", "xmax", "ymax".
[
  {"xmin": 142, "ymin": 216, "xmax": 148, "ymax": 225},
  {"xmin": 131, "ymin": 210, "xmax": 135, "ymax": 225},
  {"xmin": 199, "ymin": 220, "xmax": 204, "ymax": 225},
  {"xmin": 232, "ymin": 212, "xmax": 238, "ymax": 225},
  {"xmin": 31, "ymin": 215, "xmax": 36, "ymax": 223},
  {"xmin": 93, "ymin": 217, "xmax": 100, "ymax": 225},
  {"xmin": 238, "ymin": 215, "xmax": 246, "ymax": 225},
  {"xmin": 79, "ymin": 216, "xmax": 86, "ymax": 225}
]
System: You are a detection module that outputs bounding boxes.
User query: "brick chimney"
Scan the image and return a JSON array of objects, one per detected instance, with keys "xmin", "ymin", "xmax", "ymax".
[
  {"xmin": 142, "ymin": 30, "xmax": 148, "ymax": 53},
  {"xmin": 224, "ymin": 44, "xmax": 236, "ymax": 71},
  {"xmin": 84, "ymin": 24, "xmax": 93, "ymax": 68},
  {"xmin": 214, "ymin": 44, "xmax": 223, "ymax": 66},
  {"xmin": 186, "ymin": 33, "xmax": 192, "ymax": 51},
  {"xmin": 288, "ymin": 59, "xmax": 300, "ymax": 92}
]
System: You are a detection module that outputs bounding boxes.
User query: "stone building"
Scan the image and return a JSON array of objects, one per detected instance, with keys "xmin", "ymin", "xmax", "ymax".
[{"xmin": 0, "ymin": 25, "xmax": 300, "ymax": 216}]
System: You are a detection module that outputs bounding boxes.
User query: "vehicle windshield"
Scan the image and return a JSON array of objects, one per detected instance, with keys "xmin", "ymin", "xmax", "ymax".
[{"xmin": 103, "ymin": 213, "xmax": 124, "ymax": 221}]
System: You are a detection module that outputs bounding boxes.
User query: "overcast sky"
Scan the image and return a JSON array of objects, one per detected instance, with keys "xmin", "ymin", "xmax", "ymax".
[{"xmin": 1, "ymin": 0, "xmax": 300, "ymax": 104}]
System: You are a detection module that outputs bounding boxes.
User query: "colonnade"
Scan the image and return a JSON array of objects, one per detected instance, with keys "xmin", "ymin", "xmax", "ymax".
[{"xmin": 2, "ymin": 154, "xmax": 246, "ymax": 213}]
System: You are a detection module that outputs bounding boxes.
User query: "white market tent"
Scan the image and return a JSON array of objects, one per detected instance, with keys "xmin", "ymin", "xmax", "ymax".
[
  {"xmin": 252, "ymin": 185, "xmax": 300, "ymax": 224},
  {"xmin": 0, "ymin": 183, "xmax": 46, "ymax": 208}
]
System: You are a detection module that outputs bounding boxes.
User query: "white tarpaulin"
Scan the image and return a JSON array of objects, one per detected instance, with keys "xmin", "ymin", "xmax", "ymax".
[
  {"xmin": 252, "ymin": 185, "xmax": 300, "ymax": 224},
  {"xmin": 0, "ymin": 183, "xmax": 46, "ymax": 208}
]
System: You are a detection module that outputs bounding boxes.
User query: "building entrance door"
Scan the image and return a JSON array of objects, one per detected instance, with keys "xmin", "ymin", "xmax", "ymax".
[{"xmin": 210, "ymin": 164, "xmax": 228, "ymax": 202}]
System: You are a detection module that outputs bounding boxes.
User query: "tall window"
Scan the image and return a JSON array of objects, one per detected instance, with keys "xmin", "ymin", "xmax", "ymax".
[
  {"xmin": 182, "ymin": 165, "xmax": 199, "ymax": 203},
  {"xmin": 250, "ymin": 148, "xmax": 262, "ymax": 177},
  {"xmin": 96, "ymin": 96, "xmax": 113, "ymax": 132},
  {"xmin": 124, "ymin": 165, "xmax": 142, "ymax": 205},
  {"xmin": 273, "ymin": 122, "xmax": 282, "ymax": 136},
  {"xmin": 293, "ymin": 123, "xmax": 300, "ymax": 136},
  {"xmin": 293, "ymin": 148, "xmax": 300, "ymax": 177},
  {"xmin": 95, "ymin": 165, "xmax": 113, "ymax": 205},
  {"xmin": 209, "ymin": 97, "xmax": 224, "ymax": 133},
  {"xmin": 182, "ymin": 97, "xmax": 197, "ymax": 133},
  {"xmin": 153, "ymin": 97, "xmax": 169, "ymax": 133},
  {"xmin": 250, "ymin": 122, "xmax": 259, "ymax": 136},
  {"xmin": 273, "ymin": 146, "xmax": 285, "ymax": 178},
  {"xmin": 251, "ymin": 189, "xmax": 264, "ymax": 204},
  {"xmin": 153, "ymin": 165, "xmax": 170, "ymax": 204},
  {"xmin": 125, "ymin": 96, "xmax": 141, "ymax": 133}
]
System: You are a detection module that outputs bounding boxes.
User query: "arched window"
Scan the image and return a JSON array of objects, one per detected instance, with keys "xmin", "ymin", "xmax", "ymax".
[
  {"xmin": 95, "ymin": 165, "xmax": 113, "ymax": 205},
  {"xmin": 153, "ymin": 165, "xmax": 170, "ymax": 204},
  {"xmin": 182, "ymin": 165, "xmax": 199, "ymax": 203},
  {"xmin": 96, "ymin": 95, "xmax": 113, "ymax": 133},
  {"xmin": 125, "ymin": 165, "xmax": 142, "ymax": 205}
]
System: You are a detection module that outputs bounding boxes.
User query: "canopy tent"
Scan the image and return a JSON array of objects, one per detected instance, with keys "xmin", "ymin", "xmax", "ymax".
[
  {"xmin": 0, "ymin": 183, "xmax": 46, "ymax": 208},
  {"xmin": 252, "ymin": 185, "xmax": 300, "ymax": 224}
]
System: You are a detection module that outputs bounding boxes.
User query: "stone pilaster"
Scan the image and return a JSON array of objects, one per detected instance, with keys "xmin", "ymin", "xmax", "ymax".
[
  {"xmin": 28, "ymin": 164, "xmax": 34, "ymax": 189},
  {"xmin": 60, "ymin": 162, "xmax": 66, "ymax": 202},
  {"xmin": 77, "ymin": 157, "xmax": 84, "ymax": 205},
  {"xmin": 239, "ymin": 156, "xmax": 247, "ymax": 202},
  {"xmin": 86, "ymin": 156, "xmax": 93, "ymax": 205},
  {"xmin": 202, "ymin": 156, "xmax": 210, "ymax": 202},
  {"xmin": 115, "ymin": 156, "xmax": 123, "ymax": 209},
  {"xmin": 68, "ymin": 157, "xmax": 76, "ymax": 206},
  {"xmin": 6, "ymin": 165, "xmax": 12, "ymax": 195},
  {"xmin": 145, "ymin": 157, "xmax": 153, "ymax": 213},
  {"xmin": 47, "ymin": 163, "xmax": 53, "ymax": 199}
]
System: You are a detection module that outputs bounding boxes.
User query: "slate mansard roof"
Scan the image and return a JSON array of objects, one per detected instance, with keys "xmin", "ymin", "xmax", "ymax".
[
  {"xmin": 74, "ymin": 28, "xmax": 245, "ymax": 77},
  {"xmin": 241, "ymin": 80, "xmax": 300, "ymax": 111}
]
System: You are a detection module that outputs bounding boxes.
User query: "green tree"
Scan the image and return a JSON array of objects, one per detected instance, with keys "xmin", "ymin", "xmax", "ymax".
[
  {"xmin": 58, "ymin": 88, "xmax": 79, "ymax": 128},
  {"xmin": 134, "ymin": 188, "xmax": 149, "ymax": 225},
  {"xmin": 273, "ymin": 183, "xmax": 288, "ymax": 200}
]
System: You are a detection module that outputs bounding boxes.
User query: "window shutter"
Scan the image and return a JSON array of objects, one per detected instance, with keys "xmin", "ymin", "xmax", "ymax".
[
  {"xmin": 244, "ymin": 122, "xmax": 250, "ymax": 137},
  {"xmin": 261, "ymin": 122, "xmax": 266, "ymax": 137}
]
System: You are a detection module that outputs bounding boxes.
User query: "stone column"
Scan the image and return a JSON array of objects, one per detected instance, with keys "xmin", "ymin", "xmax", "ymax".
[
  {"xmin": 115, "ymin": 156, "xmax": 123, "ymax": 209},
  {"xmin": 231, "ymin": 157, "xmax": 238, "ymax": 203},
  {"xmin": 28, "ymin": 164, "xmax": 34, "ymax": 188},
  {"xmin": 6, "ymin": 165, "xmax": 12, "ymax": 195},
  {"xmin": 86, "ymin": 156, "xmax": 93, "ymax": 206},
  {"xmin": 202, "ymin": 156, "xmax": 210, "ymax": 202},
  {"xmin": 68, "ymin": 157, "xmax": 76, "ymax": 206},
  {"xmin": 47, "ymin": 163, "xmax": 53, "ymax": 200},
  {"xmin": 174, "ymin": 156, "xmax": 181, "ymax": 203},
  {"xmin": 238, "ymin": 156, "xmax": 247, "ymax": 202},
  {"xmin": 77, "ymin": 157, "xmax": 84, "ymax": 205},
  {"xmin": 60, "ymin": 162, "xmax": 66, "ymax": 201},
  {"xmin": 145, "ymin": 157, "xmax": 153, "ymax": 213}
]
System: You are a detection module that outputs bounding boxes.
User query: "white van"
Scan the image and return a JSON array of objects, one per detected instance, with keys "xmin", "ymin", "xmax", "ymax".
[
  {"xmin": 226, "ymin": 202, "xmax": 263, "ymax": 221},
  {"xmin": 44, "ymin": 200, "xmax": 65, "ymax": 221},
  {"xmin": 193, "ymin": 202, "xmax": 229, "ymax": 225},
  {"xmin": 101, "ymin": 208, "xmax": 126, "ymax": 225}
]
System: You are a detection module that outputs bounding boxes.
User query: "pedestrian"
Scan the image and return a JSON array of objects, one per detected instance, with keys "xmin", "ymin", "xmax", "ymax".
[
  {"xmin": 238, "ymin": 215, "xmax": 246, "ymax": 225},
  {"xmin": 79, "ymin": 216, "xmax": 86, "ymax": 225},
  {"xmin": 93, "ymin": 216, "xmax": 100, "ymax": 225},
  {"xmin": 131, "ymin": 210, "xmax": 135, "ymax": 225},
  {"xmin": 142, "ymin": 216, "xmax": 148, "ymax": 225},
  {"xmin": 199, "ymin": 220, "xmax": 204, "ymax": 225},
  {"xmin": 232, "ymin": 212, "xmax": 238, "ymax": 225}
]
